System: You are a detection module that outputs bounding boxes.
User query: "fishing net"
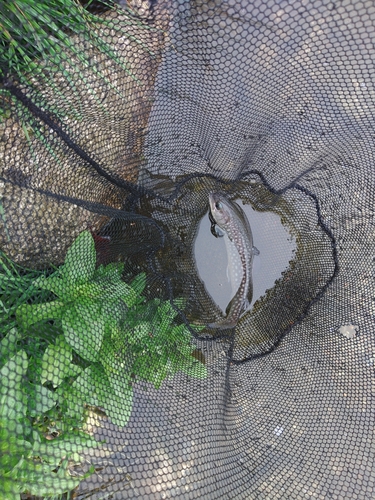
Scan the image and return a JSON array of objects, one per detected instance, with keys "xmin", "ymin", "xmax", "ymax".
[{"xmin": 0, "ymin": 0, "xmax": 374, "ymax": 498}]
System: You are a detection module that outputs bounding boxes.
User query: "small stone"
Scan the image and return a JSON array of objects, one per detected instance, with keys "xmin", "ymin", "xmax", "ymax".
[{"xmin": 339, "ymin": 324, "xmax": 359, "ymax": 339}]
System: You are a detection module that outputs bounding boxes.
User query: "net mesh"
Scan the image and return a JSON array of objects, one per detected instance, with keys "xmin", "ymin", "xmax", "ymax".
[{"xmin": 0, "ymin": 0, "xmax": 374, "ymax": 498}]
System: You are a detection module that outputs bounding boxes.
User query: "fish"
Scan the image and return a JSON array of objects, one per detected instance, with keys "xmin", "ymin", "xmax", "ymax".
[{"xmin": 207, "ymin": 192, "xmax": 258, "ymax": 329}]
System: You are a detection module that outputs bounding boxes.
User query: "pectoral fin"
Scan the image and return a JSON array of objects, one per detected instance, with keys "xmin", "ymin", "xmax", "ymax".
[
  {"xmin": 209, "ymin": 209, "xmax": 225, "ymax": 238},
  {"xmin": 252, "ymin": 246, "xmax": 260, "ymax": 256},
  {"xmin": 210, "ymin": 222, "xmax": 225, "ymax": 238}
]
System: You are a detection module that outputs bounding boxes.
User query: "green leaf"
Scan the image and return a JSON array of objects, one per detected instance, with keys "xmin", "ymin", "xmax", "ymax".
[
  {"xmin": 0, "ymin": 328, "xmax": 21, "ymax": 367},
  {"xmin": 9, "ymin": 457, "xmax": 81, "ymax": 497},
  {"xmin": 72, "ymin": 365, "xmax": 106, "ymax": 408},
  {"xmin": 56, "ymin": 385, "xmax": 85, "ymax": 421},
  {"xmin": 40, "ymin": 335, "xmax": 74, "ymax": 387},
  {"xmin": 73, "ymin": 366, "xmax": 133, "ymax": 427},
  {"xmin": 132, "ymin": 352, "xmax": 170, "ymax": 389},
  {"xmin": 16, "ymin": 301, "xmax": 65, "ymax": 328},
  {"xmin": 132, "ymin": 299, "xmax": 159, "ymax": 324},
  {"xmin": 0, "ymin": 351, "xmax": 28, "ymax": 421},
  {"xmin": 66, "ymin": 363, "xmax": 82, "ymax": 378},
  {"xmin": 107, "ymin": 381, "xmax": 133, "ymax": 427},
  {"xmin": 93, "ymin": 263, "xmax": 140, "ymax": 306},
  {"xmin": 94, "ymin": 262, "xmax": 124, "ymax": 281},
  {"xmin": 74, "ymin": 281, "xmax": 103, "ymax": 299},
  {"xmin": 33, "ymin": 274, "xmax": 69, "ymax": 299},
  {"xmin": 0, "ymin": 477, "xmax": 21, "ymax": 499},
  {"xmin": 101, "ymin": 281, "xmax": 137, "ymax": 307},
  {"xmin": 156, "ymin": 302, "xmax": 180, "ymax": 334},
  {"xmin": 33, "ymin": 431, "xmax": 100, "ymax": 464},
  {"xmin": 101, "ymin": 298, "xmax": 128, "ymax": 327},
  {"xmin": 0, "ymin": 417, "xmax": 32, "ymax": 473},
  {"xmin": 131, "ymin": 322, "xmax": 153, "ymax": 343},
  {"xmin": 27, "ymin": 384, "xmax": 58, "ymax": 416},
  {"xmin": 100, "ymin": 340, "xmax": 128, "ymax": 376},
  {"xmin": 61, "ymin": 231, "xmax": 96, "ymax": 286},
  {"xmin": 130, "ymin": 272, "xmax": 146, "ymax": 296},
  {"xmin": 169, "ymin": 325, "xmax": 193, "ymax": 355},
  {"xmin": 62, "ymin": 301, "xmax": 105, "ymax": 363}
]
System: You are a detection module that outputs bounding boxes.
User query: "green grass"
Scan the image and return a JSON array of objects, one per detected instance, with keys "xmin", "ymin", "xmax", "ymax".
[
  {"xmin": 0, "ymin": 0, "xmax": 141, "ymax": 80},
  {"xmin": 0, "ymin": 250, "xmax": 57, "ymax": 336},
  {"xmin": 1, "ymin": 0, "xmax": 100, "ymax": 77},
  {"xmin": 0, "ymin": 0, "xmax": 158, "ymax": 112}
]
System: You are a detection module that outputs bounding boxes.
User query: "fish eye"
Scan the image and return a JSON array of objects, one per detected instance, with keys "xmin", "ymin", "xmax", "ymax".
[{"xmin": 215, "ymin": 202, "xmax": 223, "ymax": 210}]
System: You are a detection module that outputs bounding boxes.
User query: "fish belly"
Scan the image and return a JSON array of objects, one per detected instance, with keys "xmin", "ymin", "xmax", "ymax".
[{"xmin": 224, "ymin": 235, "xmax": 243, "ymax": 300}]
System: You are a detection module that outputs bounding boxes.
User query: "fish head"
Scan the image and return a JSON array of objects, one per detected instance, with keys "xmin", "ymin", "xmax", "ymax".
[{"xmin": 209, "ymin": 192, "xmax": 233, "ymax": 229}]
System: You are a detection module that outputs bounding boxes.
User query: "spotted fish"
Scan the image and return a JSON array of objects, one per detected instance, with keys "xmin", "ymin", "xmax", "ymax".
[{"xmin": 207, "ymin": 192, "xmax": 258, "ymax": 329}]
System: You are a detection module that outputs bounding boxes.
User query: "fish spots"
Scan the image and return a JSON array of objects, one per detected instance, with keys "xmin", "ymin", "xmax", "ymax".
[
  {"xmin": 207, "ymin": 193, "xmax": 255, "ymax": 328},
  {"xmin": 194, "ymin": 194, "xmax": 296, "ymax": 324}
]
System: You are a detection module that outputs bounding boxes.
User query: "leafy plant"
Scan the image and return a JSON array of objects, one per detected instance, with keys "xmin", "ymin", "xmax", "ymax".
[
  {"xmin": 0, "ymin": 335, "xmax": 99, "ymax": 500},
  {"xmin": 16, "ymin": 230, "xmax": 207, "ymax": 427},
  {"xmin": 0, "ymin": 230, "xmax": 206, "ymax": 498}
]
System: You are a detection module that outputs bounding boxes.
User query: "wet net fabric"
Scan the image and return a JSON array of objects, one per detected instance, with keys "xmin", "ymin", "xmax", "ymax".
[{"xmin": 1, "ymin": 0, "xmax": 374, "ymax": 499}]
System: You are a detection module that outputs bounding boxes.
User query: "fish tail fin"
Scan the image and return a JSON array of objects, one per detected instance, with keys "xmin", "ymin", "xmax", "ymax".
[{"xmin": 207, "ymin": 318, "xmax": 237, "ymax": 330}]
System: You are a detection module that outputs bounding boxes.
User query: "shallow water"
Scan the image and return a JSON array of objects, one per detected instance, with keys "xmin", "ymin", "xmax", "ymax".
[{"xmin": 194, "ymin": 199, "xmax": 296, "ymax": 313}]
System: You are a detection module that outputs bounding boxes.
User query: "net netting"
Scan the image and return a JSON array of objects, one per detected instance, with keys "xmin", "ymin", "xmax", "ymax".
[{"xmin": 0, "ymin": 0, "xmax": 374, "ymax": 498}]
